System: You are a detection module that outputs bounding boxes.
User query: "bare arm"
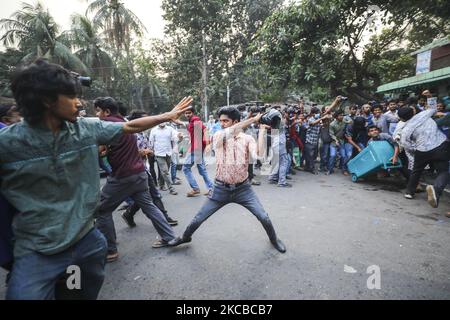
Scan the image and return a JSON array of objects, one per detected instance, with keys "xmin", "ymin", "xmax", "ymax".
[
  {"xmin": 123, "ymin": 97, "xmax": 193, "ymax": 134},
  {"xmin": 226, "ymin": 113, "xmax": 263, "ymax": 136},
  {"xmin": 324, "ymin": 96, "xmax": 344, "ymax": 114}
]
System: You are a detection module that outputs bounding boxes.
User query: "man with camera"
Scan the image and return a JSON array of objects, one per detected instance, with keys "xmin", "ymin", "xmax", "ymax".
[
  {"xmin": 168, "ymin": 106, "xmax": 286, "ymax": 253},
  {"xmin": 0, "ymin": 59, "xmax": 192, "ymax": 300}
]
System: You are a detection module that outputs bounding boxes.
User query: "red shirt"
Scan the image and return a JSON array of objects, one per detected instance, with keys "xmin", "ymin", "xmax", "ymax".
[{"xmin": 187, "ymin": 115, "xmax": 207, "ymax": 153}]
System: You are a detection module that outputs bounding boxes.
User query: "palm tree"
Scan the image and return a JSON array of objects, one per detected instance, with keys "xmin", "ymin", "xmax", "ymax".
[
  {"xmin": 61, "ymin": 14, "xmax": 115, "ymax": 84},
  {"xmin": 0, "ymin": 1, "xmax": 87, "ymax": 73},
  {"xmin": 87, "ymin": 0, "xmax": 147, "ymax": 105},
  {"xmin": 87, "ymin": 0, "xmax": 146, "ymax": 57}
]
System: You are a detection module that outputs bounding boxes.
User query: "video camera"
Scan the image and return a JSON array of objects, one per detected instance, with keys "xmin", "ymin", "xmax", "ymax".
[{"xmin": 71, "ymin": 71, "xmax": 92, "ymax": 87}]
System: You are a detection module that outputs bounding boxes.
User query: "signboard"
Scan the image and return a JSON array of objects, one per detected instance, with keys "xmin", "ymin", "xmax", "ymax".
[
  {"xmin": 416, "ymin": 50, "xmax": 431, "ymax": 75},
  {"xmin": 427, "ymin": 97, "xmax": 437, "ymax": 109}
]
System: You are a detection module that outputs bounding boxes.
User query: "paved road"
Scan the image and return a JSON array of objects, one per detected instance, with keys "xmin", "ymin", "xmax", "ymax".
[{"xmin": 1, "ymin": 164, "xmax": 450, "ymax": 299}]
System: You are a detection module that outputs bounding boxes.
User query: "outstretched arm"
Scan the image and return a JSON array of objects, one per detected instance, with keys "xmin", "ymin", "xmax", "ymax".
[{"xmin": 123, "ymin": 97, "xmax": 193, "ymax": 134}]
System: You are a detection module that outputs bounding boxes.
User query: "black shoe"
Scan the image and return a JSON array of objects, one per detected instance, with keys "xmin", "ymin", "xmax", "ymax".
[
  {"xmin": 168, "ymin": 235, "xmax": 192, "ymax": 247},
  {"xmin": 121, "ymin": 211, "xmax": 136, "ymax": 228},
  {"xmin": 271, "ymin": 238, "xmax": 286, "ymax": 253},
  {"xmin": 167, "ymin": 217, "xmax": 178, "ymax": 226}
]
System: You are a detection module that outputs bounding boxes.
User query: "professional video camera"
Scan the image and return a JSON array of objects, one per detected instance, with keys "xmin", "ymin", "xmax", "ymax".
[
  {"xmin": 260, "ymin": 108, "xmax": 282, "ymax": 129},
  {"xmin": 70, "ymin": 71, "xmax": 92, "ymax": 87}
]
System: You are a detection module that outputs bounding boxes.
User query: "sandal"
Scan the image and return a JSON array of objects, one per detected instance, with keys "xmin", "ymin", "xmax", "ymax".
[{"xmin": 152, "ymin": 239, "xmax": 170, "ymax": 248}]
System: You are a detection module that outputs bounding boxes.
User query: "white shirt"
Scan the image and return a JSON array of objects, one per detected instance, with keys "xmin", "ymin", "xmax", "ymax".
[{"xmin": 149, "ymin": 125, "xmax": 178, "ymax": 157}]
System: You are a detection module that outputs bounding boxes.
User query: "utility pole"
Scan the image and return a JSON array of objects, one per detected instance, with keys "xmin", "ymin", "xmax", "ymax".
[
  {"xmin": 227, "ymin": 84, "xmax": 230, "ymax": 107},
  {"xmin": 202, "ymin": 31, "xmax": 208, "ymax": 120}
]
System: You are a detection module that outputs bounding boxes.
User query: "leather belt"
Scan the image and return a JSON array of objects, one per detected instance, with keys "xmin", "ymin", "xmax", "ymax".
[{"xmin": 215, "ymin": 178, "xmax": 248, "ymax": 188}]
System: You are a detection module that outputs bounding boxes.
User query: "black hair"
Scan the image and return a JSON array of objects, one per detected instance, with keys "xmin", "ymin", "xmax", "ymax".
[
  {"xmin": 185, "ymin": 106, "xmax": 196, "ymax": 114},
  {"xmin": 405, "ymin": 96, "xmax": 417, "ymax": 106},
  {"xmin": 353, "ymin": 116, "xmax": 366, "ymax": 131},
  {"xmin": 311, "ymin": 107, "xmax": 320, "ymax": 114},
  {"xmin": 349, "ymin": 104, "xmax": 358, "ymax": 110},
  {"xmin": 0, "ymin": 103, "xmax": 17, "ymax": 119},
  {"xmin": 128, "ymin": 109, "xmax": 147, "ymax": 120},
  {"xmin": 398, "ymin": 107, "xmax": 414, "ymax": 121},
  {"xmin": 333, "ymin": 110, "xmax": 344, "ymax": 118},
  {"xmin": 388, "ymin": 99, "xmax": 397, "ymax": 104},
  {"xmin": 372, "ymin": 105, "xmax": 382, "ymax": 111},
  {"xmin": 10, "ymin": 58, "xmax": 81, "ymax": 125},
  {"xmin": 367, "ymin": 125, "xmax": 379, "ymax": 132},
  {"xmin": 117, "ymin": 101, "xmax": 128, "ymax": 117},
  {"xmin": 94, "ymin": 97, "xmax": 119, "ymax": 114},
  {"xmin": 217, "ymin": 106, "xmax": 241, "ymax": 122}
]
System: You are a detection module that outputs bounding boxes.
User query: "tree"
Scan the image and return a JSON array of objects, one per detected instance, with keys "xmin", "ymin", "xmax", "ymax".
[
  {"xmin": 87, "ymin": 0, "xmax": 147, "ymax": 105},
  {"xmin": 0, "ymin": 1, "xmax": 87, "ymax": 73},
  {"xmin": 61, "ymin": 14, "xmax": 115, "ymax": 85},
  {"xmin": 252, "ymin": 0, "xmax": 449, "ymax": 103}
]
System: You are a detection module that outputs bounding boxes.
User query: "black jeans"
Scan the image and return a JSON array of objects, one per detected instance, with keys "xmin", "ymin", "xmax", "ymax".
[
  {"xmin": 304, "ymin": 142, "xmax": 319, "ymax": 172},
  {"xmin": 406, "ymin": 141, "xmax": 450, "ymax": 196}
]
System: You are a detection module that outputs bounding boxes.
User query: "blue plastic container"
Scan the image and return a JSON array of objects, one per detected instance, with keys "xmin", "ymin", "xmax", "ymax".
[{"xmin": 347, "ymin": 141, "xmax": 403, "ymax": 182}]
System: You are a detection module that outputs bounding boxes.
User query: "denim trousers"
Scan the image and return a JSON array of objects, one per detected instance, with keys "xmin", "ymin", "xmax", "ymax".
[
  {"xmin": 328, "ymin": 144, "xmax": 347, "ymax": 172},
  {"xmin": 183, "ymin": 181, "xmax": 279, "ymax": 243},
  {"xmin": 6, "ymin": 228, "xmax": 107, "ymax": 300},
  {"xmin": 96, "ymin": 172, "xmax": 175, "ymax": 253},
  {"xmin": 269, "ymin": 153, "xmax": 290, "ymax": 185},
  {"xmin": 182, "ymin": 153, "xmax": 214, "ymax": 191},
  {"xmin": 320, "ymin": 143, "xmax": 330, "ymax": 170}
]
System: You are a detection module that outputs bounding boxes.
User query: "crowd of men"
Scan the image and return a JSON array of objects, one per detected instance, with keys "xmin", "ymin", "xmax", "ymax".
[{"xmin": 0, "ymin": 59, "xmax": 449, "ymax": 300}]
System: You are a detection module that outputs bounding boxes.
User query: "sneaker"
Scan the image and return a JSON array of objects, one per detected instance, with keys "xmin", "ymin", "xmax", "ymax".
[
  {"xmin": 166, "ymin": 217, "xmax": 178, "ymax": 226},
  {"xmin": 426, "ymin": 185, "xmax": 439, "ymax": 208},
  {"xmin": 172, "ymin": 181, "xmax": 182, "ymax": 185},
  {"xmin": 404, "ymin": 194, "xmax": 414, "ymax": 199},
  {"xmin": 106, "ymin": 252, "xmax": 119, "ymax": 263},
  {"xmin": 121, "ymin": 211, "xmax": 136, "ymax": 228},
  {"xmin": 152, "ymin": 239, "xmax": 170, "ymax": 248},
  {"xmin": 251, "ymin": 180, "xmax": 261, "ymax": 186},
  {"xmin": 187, "ymin": 189, "xmax": 201, "ymax": 197},
  {"xmin": 169, "ymin": 189, "xmax": 178, "ymax": 195},
  {"xmin": 268, "ymin": 180, "xmax": 277, "ymax": 184}
]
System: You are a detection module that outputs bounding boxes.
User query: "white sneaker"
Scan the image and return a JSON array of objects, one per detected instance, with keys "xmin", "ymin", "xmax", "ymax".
[{"xmin": 404, "ymin": 194, "xmax": 413, "ymax": 199}]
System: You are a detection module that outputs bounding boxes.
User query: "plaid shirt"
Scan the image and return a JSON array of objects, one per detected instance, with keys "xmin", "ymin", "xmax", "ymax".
[{"xmin": 305, "ymin": 117, "xmax": 321, "ymax": 145}]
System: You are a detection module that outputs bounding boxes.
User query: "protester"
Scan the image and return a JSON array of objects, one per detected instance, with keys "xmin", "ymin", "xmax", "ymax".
[
  {"xmin": 149, "ymin": 122, "xmax": 179, "ymax": 195},
  {"xmin": 177, "ymin": 107, "xmax": 214, "ymax": 197},
  {"xmin": 328, "ymin": 110, "xmax": 349, "ymax": 175},
  {"xmin": 0, "ymin": 59, "xmax": 193, "ymax": 299},
  {"xmin": 168, "ymin": 106, "xmax": 286, "ymax": 253},
  {"xmin": 399, "ymin": 90, "xmax": 449, "ymax": 208}
]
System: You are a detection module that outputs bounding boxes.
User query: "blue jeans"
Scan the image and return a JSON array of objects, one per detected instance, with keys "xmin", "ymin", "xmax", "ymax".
[
  {"xmin": 6, "ymin": 228, "xmax": 107, "ymax": 300},
  {"xmin": 171, "ymin": 160, "xmax": 177, "ymax": 182},
  {"xmin": 182, "ymin": 153, "xmax": 213, "ymax": 191},
  {"xmin": 183, "ymin": 181, "xmax": 278, "ymax": 242},
  {"xmin": 269, "ymin": 153, "xmax": 290, "ymax": 185},
  {"xmin": 320, "ymin": 143, "xmax": 330, "ymax": 170},
  {"xmin": 328, "ymin": 144, "xmax": 347, "ymax": 172}
]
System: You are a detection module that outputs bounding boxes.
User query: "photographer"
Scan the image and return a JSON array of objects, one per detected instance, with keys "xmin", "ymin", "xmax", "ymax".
[{"xmin": 0, "ymin": 59, "xmax": 192, "ymax": 300}]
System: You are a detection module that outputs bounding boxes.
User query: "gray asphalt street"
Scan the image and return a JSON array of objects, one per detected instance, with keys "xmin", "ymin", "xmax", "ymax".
[{"xmin": 1, "ymin": 164, "xmax": 450, "ymax": 299}]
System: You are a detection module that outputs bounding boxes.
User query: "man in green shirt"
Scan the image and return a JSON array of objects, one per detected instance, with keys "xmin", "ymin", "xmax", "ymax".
[
  {"xmin": 0, "ymin": 59, "xmax": 192, "ymax": 300},
  {"xmin": 327, "ymin": 110, "xmax": 349, "ymax": 175}
]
